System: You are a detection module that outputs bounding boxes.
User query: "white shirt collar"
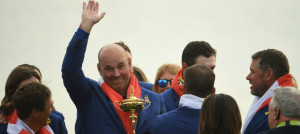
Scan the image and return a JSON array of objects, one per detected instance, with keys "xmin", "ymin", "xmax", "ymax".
[{"xmin": 179, "ymin": 94, "xmax": 204, "ymax": 109}]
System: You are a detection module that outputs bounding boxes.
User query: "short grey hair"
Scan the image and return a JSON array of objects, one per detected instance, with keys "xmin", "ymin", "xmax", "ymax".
[{"xmin": 271, "ymin": 87, "xmax": 300, "ymax": 119}]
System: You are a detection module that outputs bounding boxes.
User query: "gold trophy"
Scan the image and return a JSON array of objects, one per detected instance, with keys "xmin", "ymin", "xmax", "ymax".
[{"xmin": 113, "ymin": 86, "xmax": 151, "ymax": 134}]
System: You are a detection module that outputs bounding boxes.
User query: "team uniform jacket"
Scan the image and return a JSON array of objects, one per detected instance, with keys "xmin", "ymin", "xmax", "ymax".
[{"xmin": 62, "ymin": 28, "xmax": 166, "ymax": 134}]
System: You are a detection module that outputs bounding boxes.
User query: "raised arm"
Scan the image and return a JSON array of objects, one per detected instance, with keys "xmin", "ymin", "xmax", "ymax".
[
  {"xmin": 80, "ymin": 0, "xmax": 105, "ymax": 33},
  {"xmin": 62, "ymin": 0, "xmax": 105, "ymax": 108}
]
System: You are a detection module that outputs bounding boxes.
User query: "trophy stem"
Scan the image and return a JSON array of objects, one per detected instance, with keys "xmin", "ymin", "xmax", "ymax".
[{"xmin": 129, "ymin": 110, "xmax": 137, "ymax": 134}]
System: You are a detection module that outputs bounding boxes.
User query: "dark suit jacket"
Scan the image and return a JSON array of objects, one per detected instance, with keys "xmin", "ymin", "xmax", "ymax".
[
  {"xmin": 244, "ymin": 106, "xmax": 269, "ymax": 134},
  {"xmin": 152, "ymin": 106, "xmax": 200, "ymax": 134},
  {"xmin": 139, "ymin": 81, "xmax": 154, "ymax": 91},
  {"xmin": 161, "ymin": 88, "xmax": 179, "ymax": 112}
]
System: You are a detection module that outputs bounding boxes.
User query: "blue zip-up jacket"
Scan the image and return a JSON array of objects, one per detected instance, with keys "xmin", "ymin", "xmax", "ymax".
[{"xmin": 62, "ymin": 28, "xmax": 166, "ymax": 134}]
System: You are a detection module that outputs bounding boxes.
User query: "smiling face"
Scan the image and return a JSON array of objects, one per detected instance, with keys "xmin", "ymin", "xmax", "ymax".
[
  {"xmin": 98, "ymin": 44, "xmax": 131, "ymax": 95},
  {"xmin": 246, "ymin": 59, "xmax": 269, "ymax": 97}
]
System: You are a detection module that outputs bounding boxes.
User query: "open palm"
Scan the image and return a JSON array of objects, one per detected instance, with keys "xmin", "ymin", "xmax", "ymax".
[{"xmin": 80, "ymin": 0, "xmax": 105, "ymax": 33}]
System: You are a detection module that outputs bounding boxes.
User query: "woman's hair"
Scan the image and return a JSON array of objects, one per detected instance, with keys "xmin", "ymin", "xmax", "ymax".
[
  {"xmin": 152, "ymin": 64, "xmax": 180, "ymax": 94},
  {"xmin": 199, "ymin": 94, "xmax": 241, "ymax": 134},
  {"xmin": 18, "ymin": 64, "xmax": 42, "ymax": 78},
  {"xmin": 133, "ymin": 66, "xmax": 149, "ymax": 82},
  {"xmin": 0, "ymin": 65, "xmax": 41, "ymax": 115}
]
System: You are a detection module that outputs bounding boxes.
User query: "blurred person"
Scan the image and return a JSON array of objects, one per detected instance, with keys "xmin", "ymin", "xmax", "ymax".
[
  {"xmin": 133, "ymin": 66, "xmax": 149, "ymax": 82},
  {"xmin": 98, "ymin": 42, "xmax": 154, "ymax": 90},
  {"xmin": 198, "ymin": 94, "xmax": 242, "ymax": 134},
  {"xmin": 161, "ymin": 41, "xmax": 216, "ymax": 112},
  {"xmin": 6, "ymin": 83, "xmax": 55, "ymax": 134},
  {"xmin": 152, "ymin": 64, "xmax": 180, "ymax": 94},
  {"xmin": 243, "ymin": 49, "xmax": 294, "ymax": 134},
  {"xmin": 258, "ymin": 87, "xmax": 300, "ymax": 134},
  {"xmin": 0, "ymin": 65, "xmax": 67, "ymax": 134},
  {"xmin": 62, "ymin": 0, "xmax": 165, "ymax": 133},
  {"xmin": 153, "ymin": 64, "xmax": 215, "ymax": 134}
]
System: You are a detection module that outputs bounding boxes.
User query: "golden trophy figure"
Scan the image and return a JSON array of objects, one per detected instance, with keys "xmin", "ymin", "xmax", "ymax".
[{"xmin": 113, "ymin": 86, "xmax": 151, "ymax": 134}]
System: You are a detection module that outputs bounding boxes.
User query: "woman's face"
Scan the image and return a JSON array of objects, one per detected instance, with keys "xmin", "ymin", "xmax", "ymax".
[
  {"xmin": 157, "ymin": 71, "xmax": 175, "ymax": 94},
  {"xmin": 18, "ymin": 76, "xmax": 40, "ymax": 88}
]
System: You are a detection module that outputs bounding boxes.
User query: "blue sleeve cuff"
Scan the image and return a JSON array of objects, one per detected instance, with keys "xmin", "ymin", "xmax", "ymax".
[{"xmin": 75, "ymin": 28, "xmax": 89, "ymax": 40}]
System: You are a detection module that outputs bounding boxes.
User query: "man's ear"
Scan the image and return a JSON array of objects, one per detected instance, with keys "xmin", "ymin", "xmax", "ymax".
[
  {"xmin": 275, "ymin": 108, "xmax": 280, "ymax": 120},
  {"xmin": 265, "ymin": 68, "xmax": 274, "ymax": 81},
  {"xmin": 31, "ymin": 109, "xmax": 40, "ymax": 118},
  {"xmin": 128, "ymin": 58, "xmax": 133, "ymax": 72},
  {"xmin": 97, "ymin": 63, "xmax": 102, "ymax": 76}
]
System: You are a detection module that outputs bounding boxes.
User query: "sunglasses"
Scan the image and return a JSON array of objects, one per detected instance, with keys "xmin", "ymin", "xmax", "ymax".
[{"xmin": 157, "ymin": 79, "xmax": 173, "ymax": 88}]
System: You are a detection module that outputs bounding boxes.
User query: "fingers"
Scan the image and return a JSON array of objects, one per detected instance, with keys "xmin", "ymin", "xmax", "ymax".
[
  {"xmin": 86, "ymin": 0, "xmax": 98, "ymax": 11},
  {"xmin": 87, "ymin": 0, "xmax": 95, "ymax": 10},
  {"xmin": 83, "ymin": 2, "xmax": 86, "ymax": 10},
  {"xmin": 99, "ymin": 12, "xmax": 106, "ymax": 19},
  {"xmin": 95, "ymin": 2, "xmax": 99, "ymax": 11},
  {"xmin": 95, "ymin": 12, "xmax": 106, "ymax": 22}
]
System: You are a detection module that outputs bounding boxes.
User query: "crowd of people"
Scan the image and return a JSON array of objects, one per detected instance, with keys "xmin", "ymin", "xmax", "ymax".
[{"xmin": 1, "ymin": 0, "xmax": 300, "ymax": 134}]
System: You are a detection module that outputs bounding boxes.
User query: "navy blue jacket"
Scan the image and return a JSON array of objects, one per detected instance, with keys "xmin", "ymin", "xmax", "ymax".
[
  {"xmin": 139, "ymin": 81, "xmax": 154, "ymax": 91},
  {"xmin": 152, "ymin": 106, "xmax": 200, "ymax": 134},
  {"xmin": 161, "ymin": 88, "xmax": 179, "ymax": 112},
  {"xmin": 62, "ymin": 28, "xmax": 166, "ymax": 134},
  {"xmin": 244, "ymin": 106, "xmax": 269, "ymax": 134}
]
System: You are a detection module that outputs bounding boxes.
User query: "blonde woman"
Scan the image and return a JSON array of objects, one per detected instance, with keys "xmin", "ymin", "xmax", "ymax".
[{"xmin": 152, "ymin": 64, "xmax": 180, "ymax": 94}]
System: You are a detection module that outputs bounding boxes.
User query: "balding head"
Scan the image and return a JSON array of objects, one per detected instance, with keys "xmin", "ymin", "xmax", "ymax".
[
  {"xmin": 97, "ymin": 44, "xmax": 132, "ymax": 96},
  {"xmin": 98, "ymin": 44, "xmax": 128, "ymax": 64}
]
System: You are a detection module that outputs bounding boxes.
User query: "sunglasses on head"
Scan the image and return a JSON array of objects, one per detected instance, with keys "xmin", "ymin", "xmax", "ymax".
[{"xmin": 157, "ymin": 79, "xmax": 173, "ymax": 88}]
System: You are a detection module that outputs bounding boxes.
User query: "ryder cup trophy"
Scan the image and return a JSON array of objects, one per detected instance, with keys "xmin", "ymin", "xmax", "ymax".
[{"xmin": 113, "ymin": 86, "xmax": 151, "ymax": 134}]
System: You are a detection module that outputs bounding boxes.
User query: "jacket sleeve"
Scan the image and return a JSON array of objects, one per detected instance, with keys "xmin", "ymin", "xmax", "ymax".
[{"xmin": 61, "ymin": 28, "xmax": 91, "ymax": 108}]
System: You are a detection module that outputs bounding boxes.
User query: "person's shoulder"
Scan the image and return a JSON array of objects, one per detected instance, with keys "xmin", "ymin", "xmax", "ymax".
[
  {"xmin": 138, "ymin": 81, "xmax": 153, "ymax": 91},
  {"xmin": 253, "ymin": 106, "xmax": 269, "ymax": 119},
  {"xmin": 141, "ymin": 87, "xmax": 157, "ymax": 95},
  {"xmin": 51, "ymin": 110, "xmax": 64, "ymax": 120},
  {"xmin": 159, "ymin": 108, "xmax": 180, "ymax": 118},
  {"xmin": 161, "ymin": 88, "xmax": 176, "ymax": 98},
  {"xmin": 245, "ymin": 106, "xmax": 269, "ymax": 134},
  {"xmin": 161, "ymin": 88, "xmax": 173, "ymax": 95},
  {"xmin": 49, "ymin": 112, "xmax": 63, "ymax": 122},
  {"xmin": 49, "ymin": 112, "xmax": 68, "ymax": 134},
  {"xmin": 154, "ymin": 109, "xmax": 180, "ymax": 125},
  {"xmin": 141, "ymin": 87, "xmax": 161, "ymax": 101}
]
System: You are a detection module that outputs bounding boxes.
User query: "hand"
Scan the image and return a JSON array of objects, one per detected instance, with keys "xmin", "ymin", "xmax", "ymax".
[
  {"xmin": 0, "ymin": 114, "xmax": 8, "ymax": 124},
  {"xmin": 80, "ymin": 0, "xmax": 106, "ymax": 33}
]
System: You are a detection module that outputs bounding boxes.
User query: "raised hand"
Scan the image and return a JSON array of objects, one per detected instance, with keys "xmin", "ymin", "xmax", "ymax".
[{"xmin": 80, "ymin": 0, "xmax": 106, "ymax": 33}]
